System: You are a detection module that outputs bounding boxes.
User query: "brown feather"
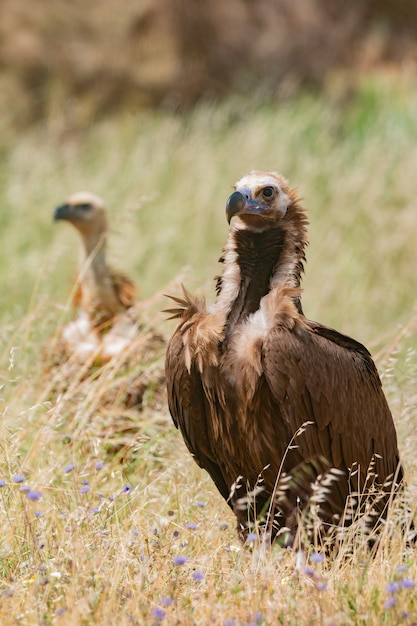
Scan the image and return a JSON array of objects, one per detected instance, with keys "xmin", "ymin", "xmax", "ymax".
[{"xmin": 110, "ymin": 269, "xmax": 136, "ymax": 309}]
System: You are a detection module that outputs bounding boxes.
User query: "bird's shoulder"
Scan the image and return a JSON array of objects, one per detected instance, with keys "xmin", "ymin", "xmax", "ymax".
[
  {"xmin": 261, "ymin": 313, "xmax": 391, "ymax": 432},
  {"xmin": 165, "ymin": 287, "xmax": 226, "ymax": 373},
  {"xmin": 263, "ymin": 312, "xmax": 382, "ymax": 387},
  {"xmin": 108, "ymin": 268, "xmax": 136, "ymax": 309}
]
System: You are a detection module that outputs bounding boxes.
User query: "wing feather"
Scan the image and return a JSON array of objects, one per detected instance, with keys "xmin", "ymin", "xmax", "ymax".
[
  {"xmin": 262, "ymin": 319, "xmax": 401, "ymax": 487},
  {"xmin": 165, "ymin": 331, "xmax": 231, "ymax": 503}
]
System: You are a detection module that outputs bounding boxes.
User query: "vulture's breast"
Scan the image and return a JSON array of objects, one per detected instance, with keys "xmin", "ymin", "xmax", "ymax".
[{"xmin": 221, "ymin": 307, "xmax": 269, "ymax": 393}]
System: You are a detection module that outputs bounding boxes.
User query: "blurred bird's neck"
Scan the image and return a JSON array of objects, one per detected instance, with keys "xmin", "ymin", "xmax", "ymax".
[{"xmin": 78, "ymin": 232, "xmax": 120, "ymax": 320}]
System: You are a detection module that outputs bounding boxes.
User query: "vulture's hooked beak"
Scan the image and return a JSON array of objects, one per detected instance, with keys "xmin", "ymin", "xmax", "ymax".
[
  {"xmin": 54, "ymin": 203, "xmax": 71, "ymax": 221},
  {"xmin": 226, "ymin": 191, "xmax": 268, "ymax": 223}
]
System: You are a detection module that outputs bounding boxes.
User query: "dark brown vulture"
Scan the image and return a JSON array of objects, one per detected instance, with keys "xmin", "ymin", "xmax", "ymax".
[
  {"xmin": 54, "ymin": 191, "xmax": 138, "ymax": 363},
  {"xmin": 165, "ymin": 170, "xmax": 404, "ymax": 547}
]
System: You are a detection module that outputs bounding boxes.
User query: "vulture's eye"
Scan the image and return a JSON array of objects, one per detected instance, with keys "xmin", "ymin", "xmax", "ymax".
[
  {"xmin": 262, "ymin": 186, "xmax": 274, "ymax": 199},
  {"xmin": 76, "ymin": 203, "xmax": 92, "ymax": 211}
]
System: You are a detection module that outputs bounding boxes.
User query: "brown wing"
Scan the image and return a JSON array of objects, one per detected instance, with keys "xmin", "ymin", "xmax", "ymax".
[
  {"xmin": 165, "ymin": 330, "xmax": 231, "ymax": 504},
  {"xmin": 70, "ymin": 270, "xmax": 136, "ymax": 312},
  {"xmin": 262, "ymin": 319, "xmax": 402, "ymax": 497},
  {"xmin": 109, "ymin": 269, "xmax": 136, "ymax": 308}
]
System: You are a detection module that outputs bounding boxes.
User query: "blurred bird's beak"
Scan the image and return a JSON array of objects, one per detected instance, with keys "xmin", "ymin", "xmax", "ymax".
[
  {"xmin": 54, "ymin": 204, "xmax": 71, "ymax": 221},
  {"xmin": 226, "ymin": 191, "xmax": 268, "ymax": 223}
]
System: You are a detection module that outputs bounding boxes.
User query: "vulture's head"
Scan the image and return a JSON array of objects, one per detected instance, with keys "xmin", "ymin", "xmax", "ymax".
[
  {"xmin": 224, "ymin": 171, "xmax": 308, "ymax": 297},
  {"xmin": 226, "ymin": 171, "xmax": 298, "ymax": 227},
  {"xmin": 54, "ymin": 191, "xmax": 108, "ymax": 237}
]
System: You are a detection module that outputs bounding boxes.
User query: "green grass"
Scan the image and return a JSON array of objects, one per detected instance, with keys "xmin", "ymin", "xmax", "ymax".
[{"xmin": 0, "ymin": 73, "xmax": 417, "ymax": 624}]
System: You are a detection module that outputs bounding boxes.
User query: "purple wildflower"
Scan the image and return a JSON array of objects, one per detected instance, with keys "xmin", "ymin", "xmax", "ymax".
[
  {"xmin": 80, "ymin": 485, "xmax": 90, "ymax": 494},
  {"xmin": 304, "ymin": 567, "xmax": 315, "ymax": 577},
  {"xmin": 192, "ymin": 570, "xmax": 204, "ymax": 581},
  {"xmin": 173, "ymin": 555, "xmax": 187, "ymax": 565},
  {"xmin": 95, "ymin": 461, "xmax": 104, "ymax": 471},
  {"xmin": 13, "ymin": 475, "xmax": 25, "ymax": 483},
  {"xmin": 196, "ymin": 500, "xmax": 206, "ymax": 507},
  {"xmin": 27, "ymin": 490, "xmax": 42, "ymax": 501},
  {"xmin": 400, "ymin": 578, "xmax": 414, "ymax": 589},
  {"xmin": 252, "ymin": 611, "xmax": 263, "ymax": 623},
  {"xmin": 159, "ymin": 596, "xmax": 173, "ymax": 607},
  {"xmin": 0, "ymin": 479, "xmax": 6, "ymax": 488},
  {"xmin": 91, "ymin": 507, "xmax": 100, "ymax": 514},
  {"xmin": 19, "ymin": 485, "xmax": 30, "ymax": 492},
  {"xmin": 81, "ymin": 479, "xmax": 89, "ymax": 485},
  {"xmin": 384, "ymin": 597, "xmax": 397, "ymax": 610},
  {"xmin": 386, "ymin": 582, "xmax": 400, "ymax": 594},
  {"xmin": 64, "ymin": 464, "xmax": 74, "ymax": 473},
  {"xmin": 396, "ymin": 565, "xmax": 408, "ymax": 573},
  {"xmin": 121, "ymin": 485, "xmax": 131, "ymax": 494},
  {"xmin": 311, "ymin": 552, "xmax": 324, "ymax": 564},
  {"xmin": 173, "ymin": 530, "xmax": 180, "ymax": 538},
  {"xmin": 316, "ymin": 582, "xmax": 327, "ymax": 591},
  {"xmin": 55, "ymin": 607, "xmax": 67, "ymax": 616},
  {"xmin": 186, "ymin": 523, "xmax": 197, "ymax": 530},
  {"xmin": 247, "ymin": 533, "xmax": 257, "ymax": 543},
  {"xmin": 223, "ymin": 621, "xmax": 236, "ymax": 626},
  {"xmin": 152, "ymin": 607, "xmax": 166, "ymax": 621}
]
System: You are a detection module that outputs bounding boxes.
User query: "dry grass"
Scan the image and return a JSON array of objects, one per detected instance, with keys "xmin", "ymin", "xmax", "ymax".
[{"xmin": 0, "ymin": 75, "xmax": 417, "ymax": 624}]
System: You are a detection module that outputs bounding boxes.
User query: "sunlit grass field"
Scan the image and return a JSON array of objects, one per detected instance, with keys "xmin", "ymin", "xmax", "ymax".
[{"xmin": 0, "ymin": 74, "xmax": 417, "ymax": 624}]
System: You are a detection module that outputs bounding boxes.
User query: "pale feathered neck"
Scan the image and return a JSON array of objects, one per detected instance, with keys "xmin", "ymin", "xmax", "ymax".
[{"xmin": 77, "ymin": 230, "xmax": 122, "ymax": 320}]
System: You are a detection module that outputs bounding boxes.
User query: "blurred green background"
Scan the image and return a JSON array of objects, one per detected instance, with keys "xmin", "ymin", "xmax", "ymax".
[{"xmin": 0, "ymin": 0, "xmax": 416, "ymax": 351}]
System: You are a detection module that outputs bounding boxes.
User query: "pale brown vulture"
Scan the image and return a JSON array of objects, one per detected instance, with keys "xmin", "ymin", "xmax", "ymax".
[
  {"xmin": 54, "ymin": 191, "xmax": 138, "ymax": 363},
  {"xmin": 165, "ymin": 171, "xmax": 404, "ymax": 546},
  {"xmin": 48, "ymin": 191, "xmax": 165, "ymax": 432}
]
